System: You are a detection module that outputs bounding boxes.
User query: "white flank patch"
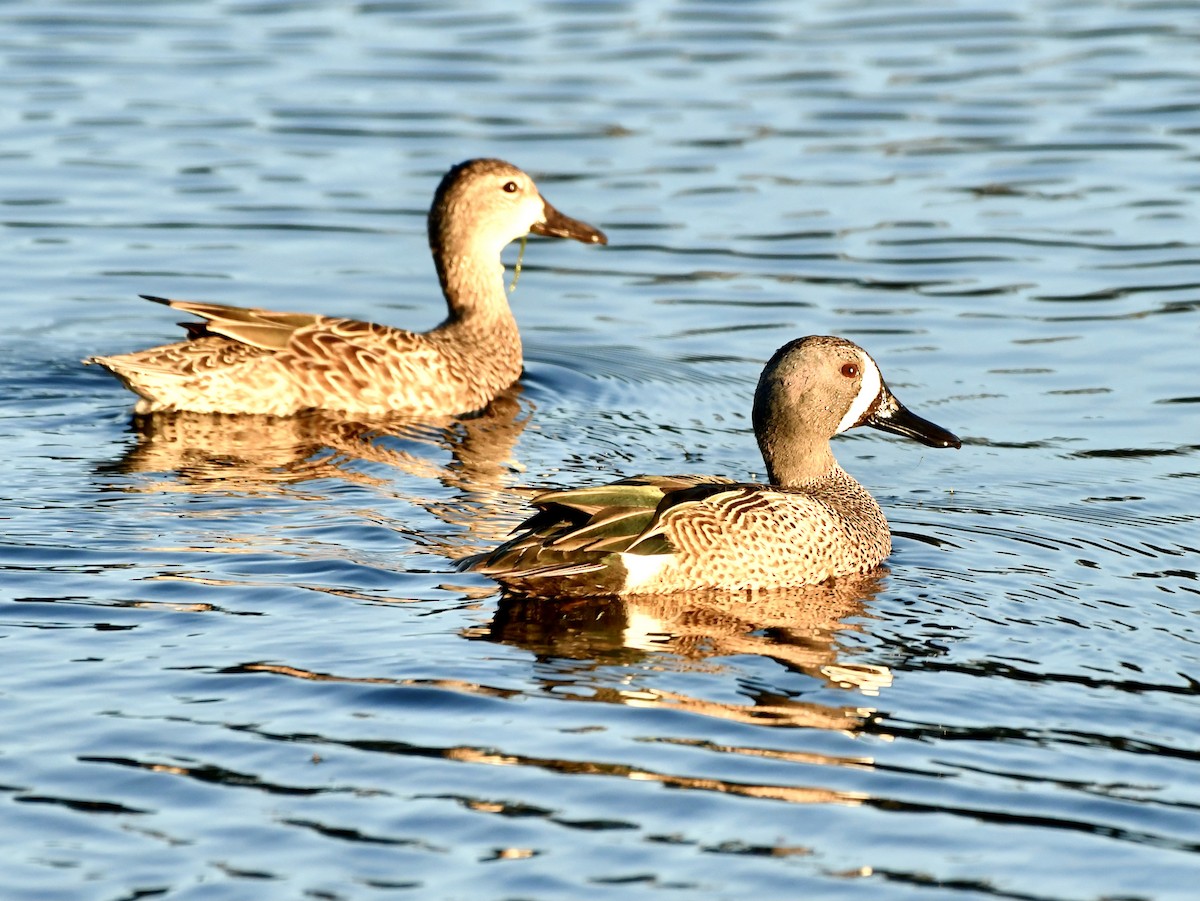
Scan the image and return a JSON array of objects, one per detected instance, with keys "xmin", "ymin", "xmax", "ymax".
[
  {"xmin": 619, "ymin": 552, "xmax": 670, "ymax": 591},
  {"xmin": 835, "ymin": 352, "xmax": 882, "ymax": 434},
  {"xmin": 621, "ymin": 608, "xmax": 673, "ymax": 652}
]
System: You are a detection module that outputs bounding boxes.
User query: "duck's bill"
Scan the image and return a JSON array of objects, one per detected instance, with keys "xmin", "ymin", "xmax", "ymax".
[
  {"xmin": 532, "ymin": 200, "xmax": 607, "ymax": 245},
  {"xmin": 866, "ymin": 392, "xmax": 961, "ymax": 449}
]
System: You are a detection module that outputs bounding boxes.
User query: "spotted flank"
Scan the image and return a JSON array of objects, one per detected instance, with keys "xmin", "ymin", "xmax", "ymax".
[
  {"xmin": 467, "ymin": 336, "xmax": 961, "ymax": 596},
  {"xmin": 85, "ymin": 158, "xmax": 606, "ymax": 416}
]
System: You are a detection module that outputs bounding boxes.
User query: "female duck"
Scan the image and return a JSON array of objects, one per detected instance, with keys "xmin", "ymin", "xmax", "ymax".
[
  {"xmin": 469, "ymin": 336, "xmax": 961, "ymax": 595},
  {"xmin": 87, "ymin": 158, "xmax": 606, "ymax": 416}
]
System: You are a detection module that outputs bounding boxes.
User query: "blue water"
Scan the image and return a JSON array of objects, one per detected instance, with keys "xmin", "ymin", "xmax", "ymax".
[{"xmin": 3, "ymin": 1, "xmax": 1199, "ymax": 899}]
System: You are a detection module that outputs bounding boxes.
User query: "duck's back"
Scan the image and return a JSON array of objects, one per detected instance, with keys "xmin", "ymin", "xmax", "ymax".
[
  {"xmin": 89, "ymin": 303, "xmax": 522, "ymax": 416},
  {"xmin": 625, "ymin": 466, "xmax": 890, "ymax": 593},
  {"xmin": 472, "ymin": 467, "xmax": 892, "ymax": 596},
  {"xmin": 664, "ymin": 468, "xmax": 889, "ymax": 590}
]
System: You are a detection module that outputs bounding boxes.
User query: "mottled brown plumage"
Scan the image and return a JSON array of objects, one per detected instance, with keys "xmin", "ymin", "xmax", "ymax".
[
  {"xmin": 85, "ymin": 158, "xmax": 606, "ymax": 415},
  {"xmin": 467, "ymin": 336, "xmax": 961, "ymax": 596}
]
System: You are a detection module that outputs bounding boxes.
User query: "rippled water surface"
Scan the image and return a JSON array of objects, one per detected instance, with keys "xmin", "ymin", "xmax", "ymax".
[{"xmin": 3, "ymin": 1, "xmax": 1200, "ymax": 899}]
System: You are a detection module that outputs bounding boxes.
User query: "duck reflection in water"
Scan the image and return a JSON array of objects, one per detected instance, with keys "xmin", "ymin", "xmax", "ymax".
[
  {"xmin": 97, "ymin": 383, "xmax": 536, "ymax": 544},
  {"xmin": 470, "ymin": 572, "xmax": 892, "ymax": 733}
]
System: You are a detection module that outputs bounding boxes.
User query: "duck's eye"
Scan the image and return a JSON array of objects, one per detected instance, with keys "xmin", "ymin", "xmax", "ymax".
[
  {"xmin": 502, "ymin": 181, "xmax": 519, "ymax": 193},
  {"xmin": 841, "ymin": 363, "xmax": 859, "ymax": 378}
]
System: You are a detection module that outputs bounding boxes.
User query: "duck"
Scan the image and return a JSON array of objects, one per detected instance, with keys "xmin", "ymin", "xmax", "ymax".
[
  {"xmin": 85, "ymin": 158, "xmax": 606, "ymax": 416},
  {"xmin": 467, "ymin": 335, "xmax": 961, "ymax": 596}
]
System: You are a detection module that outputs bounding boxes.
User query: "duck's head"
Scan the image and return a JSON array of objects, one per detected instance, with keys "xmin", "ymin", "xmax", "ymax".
[
  {"xmin": 429, "ymin": 158, "xmax": 607, "ymax": 256},
  {"xmin": 753, "ymin": 336, "xmax": 960, "ymax": 484}
]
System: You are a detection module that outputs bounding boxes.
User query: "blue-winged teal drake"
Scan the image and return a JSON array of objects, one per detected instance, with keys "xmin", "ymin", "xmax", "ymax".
[
  {"xmin": 468, "ymin": 336, "xmax": 960, "ymax": 595},
  {"xmin": 86, "ymin": 158, "xmax": 606, "ymax": 416}
]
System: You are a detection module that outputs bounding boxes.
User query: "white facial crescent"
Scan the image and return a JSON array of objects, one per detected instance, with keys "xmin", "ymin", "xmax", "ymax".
[{"xmin": 835, "ymin": 352, "xmax": 882, "ymax": 434}]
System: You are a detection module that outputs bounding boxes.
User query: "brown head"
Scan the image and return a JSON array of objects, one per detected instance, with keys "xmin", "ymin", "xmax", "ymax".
[
  {"xmin": 752, "ymin": 335, "xmax": 960, "ymax": 487},
  {"xmin": 428, "ymin": 158, "xmax": 606, "ymax": 263}
]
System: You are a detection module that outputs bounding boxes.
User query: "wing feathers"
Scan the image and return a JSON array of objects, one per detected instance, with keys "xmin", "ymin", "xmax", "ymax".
[
  {"xmin": 141, "ymin": 296, "xmax": 320, "ymax": 351},
  {"xmin": 470, "ymin": 476, "xmax": 748, "ymax": 596}
]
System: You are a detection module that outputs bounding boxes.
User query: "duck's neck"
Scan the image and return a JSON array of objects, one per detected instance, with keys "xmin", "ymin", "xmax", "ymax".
[
  {"xmin": 428, "ymin": 235, "xmax": 523, "ymax": 391},
  {"xmin": 432, "ymin": 229, "xmax": 513, "ymax": 312},
  {"xmin": 757, "ymin": 429, "xmax": 839, "ymax": 488}
]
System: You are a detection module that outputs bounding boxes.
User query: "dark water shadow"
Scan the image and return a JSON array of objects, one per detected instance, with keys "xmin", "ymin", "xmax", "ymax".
[
  {"xmin": 469, "ymin": 572, "xmax": 893, "ymax": 731},
  {"xmin": 165, "ymin": 574, "xmax": 896, "ymax": 817},
  {"xmin": 92, "ymin": 384, "xmax": 536, "ymax": 547}
]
